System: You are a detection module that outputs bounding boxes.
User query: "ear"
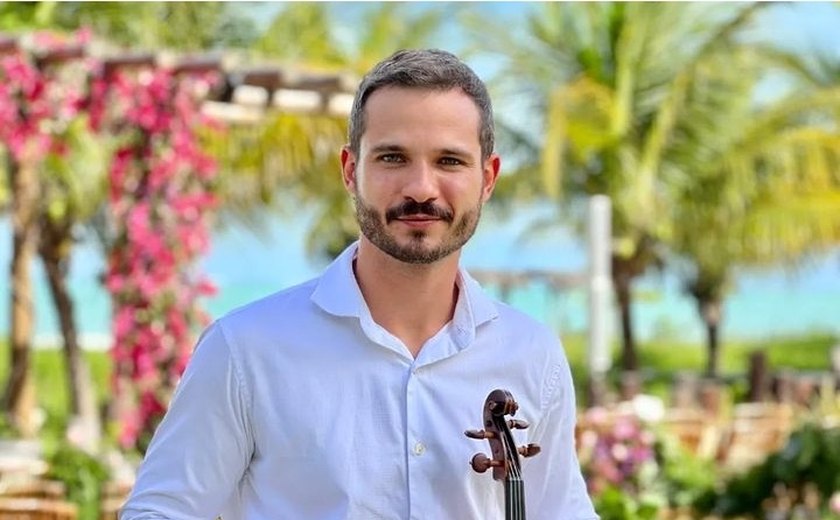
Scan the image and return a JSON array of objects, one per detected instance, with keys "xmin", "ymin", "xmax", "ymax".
[
  {"xmin": 340, "ymin": 145, "xmax": 358, "ymax": 194},
  {"xmin": 480, "ymin": 153, "xmax": 501, "ymax": 203}
]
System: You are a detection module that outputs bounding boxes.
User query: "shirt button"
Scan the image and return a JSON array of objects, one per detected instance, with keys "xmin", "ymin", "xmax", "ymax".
[{"xmin": 412, "ymin": 442, "xmax": 426, "ymax": 456}]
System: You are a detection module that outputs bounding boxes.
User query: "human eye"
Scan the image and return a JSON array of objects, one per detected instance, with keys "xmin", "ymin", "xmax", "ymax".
[
  {"xmin": 378, "ymin": 153, "xmax": 405, "ymax": 164},
  {"xmin": 439, "ymin": 156, "xmax": 465, "ymax": 167}
]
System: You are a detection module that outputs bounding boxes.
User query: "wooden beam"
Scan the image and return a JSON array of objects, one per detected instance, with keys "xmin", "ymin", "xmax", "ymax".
[
  {"xmin": 0, "ymin": 34, "xmax": 358, "ymax": 119},
  {"xmin": 0, "ymin": 35, "xmax": 18, "ymax": 54},
  {"xmin": 171, "ymin": 55, "xmax": 221, "ymax": 76},
  {"xmin": 102, "ymin": 54, "xmax": 156, "ymax": 76},
  {"xmin": 34, "ymin": 45, "xmax": 85, "ymax": 69}
]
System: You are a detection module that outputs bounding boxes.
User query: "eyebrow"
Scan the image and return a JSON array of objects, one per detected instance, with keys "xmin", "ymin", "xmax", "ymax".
[
  {"xmin": 370, "ymin": 144, "xmax": 406, "ymax": 155},
  {"xmin": 369, "ymin": 143, "xmax": 475, "ymax": 160},
  {"xmin": 438, "ymin": 147, "xmax": 473, "ymax": 160}
]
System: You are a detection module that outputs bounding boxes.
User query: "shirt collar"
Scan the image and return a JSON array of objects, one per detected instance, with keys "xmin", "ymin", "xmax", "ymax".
[{"xmin": 310, "ymin": 241, "xmax": 499, "ymax": 333}]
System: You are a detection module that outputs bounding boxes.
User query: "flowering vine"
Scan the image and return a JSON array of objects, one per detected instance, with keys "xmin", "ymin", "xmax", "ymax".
[
  {"xmin": 0, "ymin": 30, "xmax": 90, "ymax": 163},
  {"xmin": 2, "ymin": 30, "xmax": 223, "ymax": 451},
  {"xmin": 92, "ymin": 65, "xmax": 221, "ymax": 450}
]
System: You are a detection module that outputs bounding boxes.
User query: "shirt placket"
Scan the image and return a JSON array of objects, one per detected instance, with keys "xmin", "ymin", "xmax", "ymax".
[{"xmin": 405, "ymin": 362, "xmax": 427, "ymax": 520}]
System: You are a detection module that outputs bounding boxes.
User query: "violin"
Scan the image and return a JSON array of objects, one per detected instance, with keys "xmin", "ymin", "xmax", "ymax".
[{"xmin": 466, "ymin": 389, "xmax": 541, "ymax": 520}]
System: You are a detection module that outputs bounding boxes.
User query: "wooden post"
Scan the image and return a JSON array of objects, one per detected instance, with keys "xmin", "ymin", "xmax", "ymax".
[
  {"xmin": 587, "ymin": 195, "xmax": 612, "ymax": 407},
  {"xmin": 672, "ymin": 372, "xmax": 697, "ymax": 409},
  {"xmin": 772, "ymin": 370, "xmax": 795, "ymax": 403},
  {"xmin": 619, "ymin": 371, "xmax": 642, "ymax": 401},
  {"xmin": 699, "ymin": 379, "xmax": 723, "ymax": 417},
  {"xmin": 748, "ymin": 350, "xmax": 768, "ymax": 402}
]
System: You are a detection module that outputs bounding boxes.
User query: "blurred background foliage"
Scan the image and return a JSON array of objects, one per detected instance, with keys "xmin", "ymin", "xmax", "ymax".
[
  {"xmin": 0, "ymin": 3, "xmax": 839, "ymax": 518},
  {"xmin": 0, "ymin": 0, "xmax": 837, "ymax": 392}
]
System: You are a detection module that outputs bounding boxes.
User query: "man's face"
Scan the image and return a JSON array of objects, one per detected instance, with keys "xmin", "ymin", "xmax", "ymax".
[{"xmin": 341, "ymin": 86, "xmax": 500, "ymax": 264}]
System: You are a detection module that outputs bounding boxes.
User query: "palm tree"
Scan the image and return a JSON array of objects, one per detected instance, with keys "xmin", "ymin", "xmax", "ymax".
[
  {"xmin": 466, "ymin": 3, "xmax": 770, "ymax": 371},
  {"xmin": 50, "ymin": 2, "xmax": 258, "ymax": 51},
  {"xmin": 245, "ymin": 3, "xmax": 452, "ymax": 259},
  {"xmin": 3, "ymin": 149, "xmax": 41, "ymax": 437},
  {"xmin": 36, "ymin": 117, "xmax": 108, "ymax": 446},
  {"xmin": 0, "ymin": 30, "xmax": 100, "ymax": 437},
  {"xmin": 669, "ymin": 47, "xmax": 840, "ymax": 376}
]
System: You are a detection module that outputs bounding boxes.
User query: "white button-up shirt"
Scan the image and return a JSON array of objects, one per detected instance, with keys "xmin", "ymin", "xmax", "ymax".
[{"xmin": 121, "ymin": 244, "xmax": 598, "ymax": 520}]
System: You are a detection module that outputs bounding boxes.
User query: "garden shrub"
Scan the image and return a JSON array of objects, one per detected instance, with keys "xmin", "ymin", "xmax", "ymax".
[
  {"xmin": 698, "ymin": 422, "xmax": 840, "ymax": 518},
  {"xmin": 46, "ymin": 443, "xmax": 110, "ymax": 520}
]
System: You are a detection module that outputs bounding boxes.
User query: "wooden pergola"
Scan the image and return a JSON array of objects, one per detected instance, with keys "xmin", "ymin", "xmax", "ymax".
[{"xmin": 0, "ymin": 34, "xmax": 359, "ymax": 122}]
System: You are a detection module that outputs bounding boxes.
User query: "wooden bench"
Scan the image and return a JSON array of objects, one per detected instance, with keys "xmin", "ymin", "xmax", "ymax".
[
  {"xmin": 0, "ymin": 480, "xmax": 66, "ymax": 500},
  {"xmin": 719, "ymin": 402, "xmax": 795, "ymax": 469},
  {"xmin": 658, "ymin": 408, "xmax": 722, "ymax": 459},
  {"xmin": 99, "ymin": 481, "xmax": 131, "ymax": 520},
  {"xmin": 0, "ymin": 497, "xmax": 77, "ymax": 520}
]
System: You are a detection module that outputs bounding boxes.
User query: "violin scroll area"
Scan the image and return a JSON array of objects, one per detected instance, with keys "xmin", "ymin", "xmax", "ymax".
[{"xmin": 465, "ymin": 389, "xmax": 541, "ymax": 481}]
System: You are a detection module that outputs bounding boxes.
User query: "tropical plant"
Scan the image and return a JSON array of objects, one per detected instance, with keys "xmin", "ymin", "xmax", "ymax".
[
  {"xmin": 0, "ymin": 29, "xmax": 95, "ymax": 437},
  {"xmin": 242, "ymin": 2, "xmax": 452, "ymax": 259},
  {"xmin": 467, "ymin": 3, "xmax": 772, "ymax": 371},
  {"xmin": 665, "ymin": 43, "xmax": 840, "ymax": 376},
  {"xmin": 46, "ymin": 440, "xmax": 110, "ymax": 520},
  {"xmin": 38, "ymin": 113, "xmax": 108, "ymax": 449},
  {"xmin": 698, "ymin": 422, "xmax": 840, "ymax": 518},
  {"xmin": 0, "ymin": 2, "xmax": 259, "ymax": 448},
  {"xmin": 47, "ymin": 2, "xmax": 257, "ymax": 51}
]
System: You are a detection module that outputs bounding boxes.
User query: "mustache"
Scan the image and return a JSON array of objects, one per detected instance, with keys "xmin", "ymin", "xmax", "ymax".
[{"xmin": 385, "ymin": 200, "xmax": 454, "ymax": 223}]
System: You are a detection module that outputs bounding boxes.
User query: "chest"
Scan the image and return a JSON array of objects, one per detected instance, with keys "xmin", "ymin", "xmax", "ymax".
[{"xmin": 239, "ymin": 336, "xmax": 542, "ymax": 518}]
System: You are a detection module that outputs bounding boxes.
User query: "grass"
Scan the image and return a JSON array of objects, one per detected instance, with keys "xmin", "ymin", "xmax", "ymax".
[
  {"xmin": 561, "ymin": 331, "xmax": 838, "ymax": 403},
  {"xmin": 0, "ymin": 346, "xmax": 112, "ymax": 446},
  {"xmin": 0, "ymin": 331, "xmax": 836, "ymax": 438}
]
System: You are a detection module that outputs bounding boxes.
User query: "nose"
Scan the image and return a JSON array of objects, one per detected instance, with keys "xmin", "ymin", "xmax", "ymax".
[{"xmin": 402, "ymin": 161, "xmax": 439, "ymax": 203}]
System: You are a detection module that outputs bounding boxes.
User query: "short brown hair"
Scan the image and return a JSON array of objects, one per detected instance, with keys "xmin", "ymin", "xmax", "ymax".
[{"xmin": 348, "ymin": 49, "xmax": 495, "ymax": 160}]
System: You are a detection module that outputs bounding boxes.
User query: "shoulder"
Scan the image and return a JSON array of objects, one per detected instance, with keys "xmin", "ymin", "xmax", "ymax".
[
  {"xmin": 496, "ymin": 301, "xmax": 558, "ymax": 340},
  {"xmin": 219, "ymin": 277, "xmax": 320, "ymax": 327},
  {"xmin": 462, "ymin": 271, "xmax": 561, "ymax": 351},
  {"xmin": 484, "ymin": 299, "xmax": 565, "ymax": 359},
  {"xmin": 209, "ymin": 277, "xmax": 323, "ymax": 354}
]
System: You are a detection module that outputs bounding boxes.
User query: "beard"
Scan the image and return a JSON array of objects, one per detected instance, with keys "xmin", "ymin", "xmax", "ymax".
[{"xmin": 353, "ymin": 193, "xmax": 482, "ymax": 264}]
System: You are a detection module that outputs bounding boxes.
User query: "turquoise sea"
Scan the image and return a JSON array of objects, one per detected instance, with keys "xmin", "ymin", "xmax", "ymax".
[{"xmin": 1, "ymin": 201, "xmax": 838, "ymax": 350}]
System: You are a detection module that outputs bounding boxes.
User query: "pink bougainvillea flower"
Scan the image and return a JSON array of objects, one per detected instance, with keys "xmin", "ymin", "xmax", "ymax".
[{"xmin": 99, "ymin": 64, "xmax": 220, "ymax": 449}]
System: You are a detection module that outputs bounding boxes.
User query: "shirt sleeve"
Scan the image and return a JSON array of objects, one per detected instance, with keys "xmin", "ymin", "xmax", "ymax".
[
  {"xmin": 120, "ymin": 321, "xmax": 254, "ymax": 520},
  {"xmin": 524, "ymin": 345, "xmax": 600, "ymax": 520}
]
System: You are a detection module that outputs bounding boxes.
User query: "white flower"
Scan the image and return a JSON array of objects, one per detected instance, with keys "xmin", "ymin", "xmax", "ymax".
[{"xmin": 611, "ymin": 443, "xmax": 629, "ymax": 462}]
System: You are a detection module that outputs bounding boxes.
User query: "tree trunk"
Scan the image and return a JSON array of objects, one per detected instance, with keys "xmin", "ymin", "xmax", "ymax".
[
  {"xmin": 3, "ymin": 157, "xmax": 40, "ymax": 437},
  {"xmin": 699, "ymin": 298, "xmax": 723, "ymax": 378},
  {"xmin": 613, "ymin": 267, "xmax": 638, "ymax": 371},
  {"xmin": 39, "ymin": 217, "xmax": 102, "ymax": 452},
  {"xmin": 611, "ymin": 235, "xmax": 659, "ymax": 373}
]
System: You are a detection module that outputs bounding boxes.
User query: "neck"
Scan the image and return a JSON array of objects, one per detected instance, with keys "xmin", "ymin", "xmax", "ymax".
[{"xmin": 353, "ymin": 238, "xmax": 461, "ymax": 357}]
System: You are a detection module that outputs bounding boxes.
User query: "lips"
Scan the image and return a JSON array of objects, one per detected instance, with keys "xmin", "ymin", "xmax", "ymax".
[
  {"xmin": 396, "ymin": 216, "xmax": 441, "ymax": 226},
  {"xmin": 398, "ymin": 216, "xmax": 439, "ymax": 221}
]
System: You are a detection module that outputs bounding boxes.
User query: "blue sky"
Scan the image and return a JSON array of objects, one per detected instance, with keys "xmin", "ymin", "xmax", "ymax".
[{"xmin": 245, "ymin": 3, "xmax": 840, "ymax": 57}]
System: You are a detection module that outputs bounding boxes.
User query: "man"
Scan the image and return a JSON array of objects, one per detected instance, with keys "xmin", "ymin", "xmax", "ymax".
[{"xmin": 121, "ymin": 49, "xmax": 597, "ymax": 520}]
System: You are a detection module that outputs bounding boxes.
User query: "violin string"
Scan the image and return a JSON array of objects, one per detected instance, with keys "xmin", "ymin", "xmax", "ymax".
[
  {"xmin": 509, "ymin": 438, "xmax": 522, "ymax": 520},
  {"xmin": 499, "ymin": 417, "xmax": 524, "ymax": 520}
]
